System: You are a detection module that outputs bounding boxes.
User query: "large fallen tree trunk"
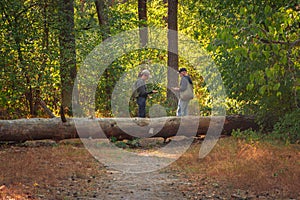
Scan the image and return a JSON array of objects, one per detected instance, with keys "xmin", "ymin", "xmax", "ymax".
[{"xmin": 0, "ymin": 116, "xmax": 258, "ymax": 142}]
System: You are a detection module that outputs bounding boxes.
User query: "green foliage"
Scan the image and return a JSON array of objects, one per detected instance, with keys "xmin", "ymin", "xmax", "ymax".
[
  {"xmin": 110, "ymin": 136, "xmax": 117, "ymax": 143},
  {"xmin": 270, "ymin": 110, "xmax": 300, "ymax": 144},
  {"xmin": 0, "ymin": 0, "xmax": 62, "ymax": 118},
  {"xmin": 232, "ymin": 110, "xmax": 300, "ymax": 145},
  {"xmin": 109, "ymin": 137, "xmax": 141, "ymax": 149},
  {"xmin": 126, "ymin": 139, "xmax": 141, "ymax": 148},
  {"xmin": 115, "ymin": 141, "xmax": 128, "ymax": 149},
  {"xmin": 232, "ymin": 129, "xmax": 263, "ymax": 143},
  {"xmin": 186, "ymin": 0, "xmax": 300, "ymax": 128},
  {"xmin": 0, "ymin": 0, "xmax": 299, "ymax": 137}
]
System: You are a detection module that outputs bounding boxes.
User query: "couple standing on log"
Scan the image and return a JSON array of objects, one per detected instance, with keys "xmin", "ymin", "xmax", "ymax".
[{"xmin": 134, "ymin": 68, "xmax": 194, "ymax": 118}]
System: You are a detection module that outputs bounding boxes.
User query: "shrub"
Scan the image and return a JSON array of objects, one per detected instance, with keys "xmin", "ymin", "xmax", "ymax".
[
  {"xmin": 271, "ymin": 110, "xmax": 300, "ymax": 144},
  {"xmin": 232, "ymin": 129, "xmax": 263, "ymax": 143}
]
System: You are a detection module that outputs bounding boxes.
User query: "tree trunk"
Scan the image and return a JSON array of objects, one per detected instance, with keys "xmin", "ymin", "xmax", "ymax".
[
  {"xmin": 138, "ymin": 0, "xmax": 148, "ymax": 47},
  {"xmin": 0, "ymin": 116, "xmax": 258, "ymax": 142},
  {"xmin": 167, "ymin": 0, "xmax": 178, "ymax": 106},
  {"xmin": 95, "ymin": 0, "xmax": 111, "ymax": 40},
  {"xmin": 95, "ymin": 0, "xmax": 107, "ymax": 26},
  {"xmin": 58, "ymin": 0, "xmax": 77, "ymax": 115},
  {"xmin": 95, "ymin": 0, "xmax": 112, "ymax": 115}
]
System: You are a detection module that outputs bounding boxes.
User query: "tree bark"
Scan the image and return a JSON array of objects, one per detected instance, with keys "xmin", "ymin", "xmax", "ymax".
[
  {"xmin": 58, "ymin": 0, "xmax": 77, "ymax": 115},
  {"xmin": 0, "ymin": 116, "xmax": 258, "ymax": 142},
  {"xmin": 167, "ymin": 0, "xmax": 178, "ymax": 106},
  {"xmin": 95, "ymin": 0, "xmax": 108, "ymax": 27},
  {"xmin": 138, "ymin": 0, "xmax": 148, "ymax": 47}
]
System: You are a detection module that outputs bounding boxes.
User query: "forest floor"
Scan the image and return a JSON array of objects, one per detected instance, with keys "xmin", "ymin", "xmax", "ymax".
[{"xmin": 0, "ymin": 137, "xmax": 299, "ymax": 200}]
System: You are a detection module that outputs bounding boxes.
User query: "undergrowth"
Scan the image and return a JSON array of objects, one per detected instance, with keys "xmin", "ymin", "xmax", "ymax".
[{"xmin": 232, "ymin": 110, "xmax": 300, "ymax": 145}]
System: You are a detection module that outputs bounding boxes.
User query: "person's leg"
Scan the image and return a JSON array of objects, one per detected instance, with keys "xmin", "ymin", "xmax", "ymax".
[
  {"xmin": 180, "ymin": 100, "xmax": 189, "ymax": 116},
  {"xmin": 176, "ymin": 99, "xmax": 182, "ymax": 116},
  {"xmin": 137, "ymin": 97, "xmax": 146, "ymax": 117}
]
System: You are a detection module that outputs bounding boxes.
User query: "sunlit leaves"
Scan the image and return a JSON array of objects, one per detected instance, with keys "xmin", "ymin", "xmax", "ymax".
[
  {"xmin": 0, "ymin": 0, "xmax": 61, "ymax": 118},
  {"xmin": 0, "ymin": 0, "xmax": 298, "ymax": 123},
  {"xmin": 192, "ymin": 0, "xmax": 299, "ymax": 124}
]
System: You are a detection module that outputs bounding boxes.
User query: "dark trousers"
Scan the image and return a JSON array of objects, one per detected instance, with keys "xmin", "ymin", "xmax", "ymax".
[{"xmin": 137, "ymin": 97, "xmax": 146, "ymax": 118}]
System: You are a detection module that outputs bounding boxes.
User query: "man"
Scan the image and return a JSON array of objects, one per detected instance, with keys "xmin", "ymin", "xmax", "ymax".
[
  {"xmin": 135, "ymin": 69, "xmax": 157, "ymax": 118},
  {"xmin": 172, "ymin": 68, "xmax": 193, "ymax": 116}
]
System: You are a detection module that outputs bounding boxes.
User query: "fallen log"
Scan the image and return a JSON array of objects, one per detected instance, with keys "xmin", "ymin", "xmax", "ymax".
[{"xmin": 0, "ymin": 116, "xmax": 258, "ymax": 142}]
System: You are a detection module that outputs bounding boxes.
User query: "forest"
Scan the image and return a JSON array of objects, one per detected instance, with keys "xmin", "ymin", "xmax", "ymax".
[
  {"xmin": 1, "ymin": 0, "xmax": 299, "ymax": 143},
  {"xmin": 0, "ymin": 0, "xmax": 300, "ymax": 199}
]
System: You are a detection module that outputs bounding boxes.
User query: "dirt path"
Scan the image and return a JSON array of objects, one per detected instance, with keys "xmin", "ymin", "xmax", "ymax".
[
  {"xmin": 0, "ymin": 140, "xmax": 189, "ymax": 200},
  {"xmin": 97, "ymin": 170, "xmax": 186, "ymax": 200},
  {"xmin": 1, "ymin": 138, "xmax": 299, "ymax": 200},
  {"xmin": 32, "ymin": 166, "xmax": 187, "ymax": 200}
]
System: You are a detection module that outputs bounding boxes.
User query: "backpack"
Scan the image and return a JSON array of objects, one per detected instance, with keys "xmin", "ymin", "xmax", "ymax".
[{"xmin": 180, "ymin": 78, "xmax": 194, "ymax": 101}]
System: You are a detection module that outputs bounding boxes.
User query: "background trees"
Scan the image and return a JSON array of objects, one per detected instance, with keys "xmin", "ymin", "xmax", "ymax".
[
  {"xmin": 0, "ymin": 0, "xmax": 61, "ymax": 118},
  {"xmin": 0, "ymin": 0, "xmax": 299, "ymax": 134}
]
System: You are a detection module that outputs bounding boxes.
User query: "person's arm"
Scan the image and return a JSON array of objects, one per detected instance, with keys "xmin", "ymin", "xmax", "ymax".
[
  {"xmin": 179, "ymin": 77, "xmax": 188, "ymax": 92},
  {"xmin": 147, "ymin": 90, "xmax": 154, "ymax": 95}
]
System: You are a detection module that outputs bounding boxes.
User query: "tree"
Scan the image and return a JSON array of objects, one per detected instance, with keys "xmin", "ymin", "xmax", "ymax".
[
  {"xmin": 202, "ymin": 0, "xmax": 300, "ymax": 128},
  {"xmin": 95, "ymin": 0, "xmax": 110, "ymax": 39},
  {"xmin": 167, "ymin": 0, "xmax": 178, "ymax": 105},
  {"xmin": 0, "ymin": 0, "xmax": 61, "ymax": 119},
  {"xmin": 58, "ymin": 0, "xmax": 77, "ymax": 115},
  {"xmin": 138, "ymin": 0, "xmax": 148, "ymax": 47},
  {"xmin": 0, "ymin": 115, "xmax": 258, "ymax": 142},
  {"xmin": 95, "ymin": 0, "xmax": 107, "ymax": 26},
  {"xmin": 176, "ymin": 0, "xmax": 299, "ymax": 128}
]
